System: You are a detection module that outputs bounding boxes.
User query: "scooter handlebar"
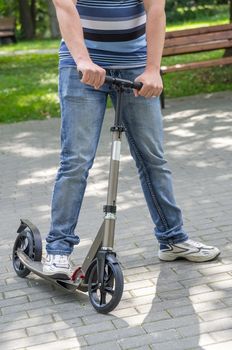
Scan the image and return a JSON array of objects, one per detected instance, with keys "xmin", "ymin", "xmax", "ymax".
[
  {"xmin": 79, "ymin": 71, "xmax": 143, "ymax": 91},
  {"xmin": 104, "ymin": 76, "xmax": 143, "ymax": 91}
]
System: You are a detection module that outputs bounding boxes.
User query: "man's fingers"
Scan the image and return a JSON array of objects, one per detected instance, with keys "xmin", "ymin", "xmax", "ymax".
[
  {"xmin": 138, "ymin": 86, "xmax": 154, "ymax": 98},
  {"xmin": 99, "ymin": 71, "xmax": 106, "ymax": 87},
  {"xmin": 81, "ymin": 69, "xmax": 106, "ymax": 89},
  {"xmin": 133, "ymin": 89, "xmax": 139, "ymax": 97},
  {"xmin": 81, "ymin": 70, "xmax": 93, "ymax": 85},
  {"xmin": 138, "ymin": 86, "xmax": 163, "ymax": 98},
  {"xmin": 93, "ymin": 72, "xmax": 101, "ymax": 89},
  {"xmin": 95, "ymin": 70, "xmax": 106, "ymax": 89}
]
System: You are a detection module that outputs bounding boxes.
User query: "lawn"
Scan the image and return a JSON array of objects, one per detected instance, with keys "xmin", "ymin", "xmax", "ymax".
[
  {"xmin": 0, "ymin": 5, "xmax": 231, "ymax": 123},
  {"xmin": 1, "ymin": 50, "xmax": 231, "ymax": 123},
  {"xmin": 0, "ymin": 39, "xmax": 60, "ymax": 53},
  {"xmin": 166, "ymin": 4, "xmax": 229, "ymax": 30},
  {"xmin": 162, "ymin": 50, "xmax": 232, "ymax": 98},
  {"xmin": 0, "ymin": 54, "xmax": 59, "ymax": 123}
]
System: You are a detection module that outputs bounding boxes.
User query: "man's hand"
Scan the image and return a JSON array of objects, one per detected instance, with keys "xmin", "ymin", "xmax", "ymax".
[
  {"xmin": 134, "ymin": 68, "xmax": 163, "ymax": 98},
  {"xmin": 78, "ymin": 59, "xmax": 106, "ymax": 90},
  {"xmin": 52, "ymin": 0, "xmax": 106, "ymax": 89}
]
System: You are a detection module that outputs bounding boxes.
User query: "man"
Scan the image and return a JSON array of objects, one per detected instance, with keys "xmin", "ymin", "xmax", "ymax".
[{"xmin": 43, "ymin": 0, "xmax": 220, "ymax": 278}]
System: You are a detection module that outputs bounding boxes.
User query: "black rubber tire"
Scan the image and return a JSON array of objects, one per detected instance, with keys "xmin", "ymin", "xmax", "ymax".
[
  {"xmin": 88, "ymin": 257, "xmax": 124, "ymax": 314},
  {"xmin": 12, "ymin": 229, "xmax": 42, "ymax": 278}
]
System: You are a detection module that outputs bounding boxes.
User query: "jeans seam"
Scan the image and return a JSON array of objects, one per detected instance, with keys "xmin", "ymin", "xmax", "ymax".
[{"xmin": 123, "ymin": 119, "xmax": 170, "ymax": 232}]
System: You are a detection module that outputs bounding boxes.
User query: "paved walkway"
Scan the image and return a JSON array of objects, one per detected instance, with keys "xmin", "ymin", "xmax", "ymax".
[
  {"xmin": 0, "ymin": 91, "xmax": 232, "ymax": 350},
  {"xmin": 0, "ymin": 49, "xmax": 57, "ymax": 57}
]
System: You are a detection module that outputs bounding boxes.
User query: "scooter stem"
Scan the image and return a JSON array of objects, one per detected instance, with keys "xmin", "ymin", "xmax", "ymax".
[{"xmin": 102, "ymin": 87, "xmax": 125, "ymax": 250}]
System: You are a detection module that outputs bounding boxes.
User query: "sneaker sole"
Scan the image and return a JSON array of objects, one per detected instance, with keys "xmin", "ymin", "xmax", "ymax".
[
  {"xmin": 42, "ymin": 271, "xmax": 70, "ymax": 280},
  {"xmin": 158, "ymin": 251, "xmax": 220, "ymax": 262}
]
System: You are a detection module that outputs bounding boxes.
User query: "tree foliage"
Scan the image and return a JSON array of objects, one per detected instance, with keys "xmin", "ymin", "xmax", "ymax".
[
  {"xmin": 166, "ymin": 0, "xmax": 231, "ymax": 22},
  {"xmin": 0, "ymin": 0, "xmax": 59, "ymax": 39}
]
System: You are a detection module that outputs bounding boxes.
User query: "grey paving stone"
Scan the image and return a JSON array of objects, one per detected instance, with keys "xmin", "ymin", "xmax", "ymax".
[
  {"xmin": 0, "ymin": 315, "xmax": 53, "ymax": 332},
  {"xmin": 180, "ymin": 272, "xmax": 232, "ymax": 288},
  {"xmin": 1, "ymin": 91, "xmax": 232, "ymax": 349},
  {"xmin": 143, "ymin": 314, "xmax": 201, "ymax": 334},
  {"xmin": 202, "ymin": 340, "xmax": 232, "ymax": 350},
  {"xmin": 1, "ymin": 329, "xmax": 27, "ymax": 342},
  {"xmin": 119, "ymin": 333, "xmax": 154, "ymax": 350},
  {"xmin": 178, "ymin": 318, "xmax": 232, "ymax": 337},
  {"xmin": 55, "ymin": 321, "xmax": 115, "ymax": 339},
  {"xmin": 80, "ymin": 342, "xmax": 121, "ymax": 350},
  {"xmin": 189, "ymin": 290, "xmax": 230, "ymax": 304},
  {"xmin": 123, "ymin": 279, "xmax": 154, "ymax": 292},
  {"xmin": 1, "ymin": 298, "xmax": 54, "ymax": 315},
  {"xmin": 150, "ymin": 334, "xmax": 215, "ymax": 350},
  {"xmin": 1, "ymin": 332, "xmax": 57, "ymax": 350},
  {"xmin": 222, "ymin": 297, "xmax": 232, "ymax": 307},
  {"xmin": 113, "ymin": 310, "xmax": 172, "ymax": 330},
  {"xmin": 85, "ymin": 325, "xmax": 145, "ymax": 346},
  {"xmin": 123, "ymin": 266, "xmax": 149, "ymax": 277},
  {"xmin": 1, "ymin": 280, "xmax": 30, "ymax": 292},
  {"xmin": 209, "ymin": 279, "xmax": 232, "ymax": 291},
  {"xmin": 121, "ymin": 329, "xmax": 181, "ymax": 349},
  {"xmin": 27, "ymin": 302, "xmax": 93, "ymax": 319},
  {"xmin": 199, "ymin": 307, "xmax": 232, "ymax": 322},
  {"xmin": 0, "ymin": 312, "xmax": 28, "ymax": 326},
  {"xmin": 209, "ymin": 329, "xmax": 232, "ymax": 342},
  {"xmin": 127, "ymin": 347, "xmax": 151, "ymax": 350},
  {"xmin": 199, "ymin": 265, "xmax": 232, "ymax": 276},
  {"xmin": 191, "ymin": 300, "xmax": 226, "ymax": 314},
  {"xmin": 26, "ymin": 319, "xmax": 83, "ymax": 337},
  {"xmin": 26, "ymin": 337, "xmax": 87, "ymax": 350}
]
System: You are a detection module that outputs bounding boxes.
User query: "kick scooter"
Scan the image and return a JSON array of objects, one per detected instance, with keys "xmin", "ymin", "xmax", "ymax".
[{"xmin": 12, "ymin": 75, "xmax": 142, "ymax": 314}]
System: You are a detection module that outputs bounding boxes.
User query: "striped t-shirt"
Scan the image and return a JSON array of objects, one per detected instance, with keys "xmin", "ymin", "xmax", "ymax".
[{"xmin": 59, "ymin": 0, "xmax": 147, "ymax": 69}]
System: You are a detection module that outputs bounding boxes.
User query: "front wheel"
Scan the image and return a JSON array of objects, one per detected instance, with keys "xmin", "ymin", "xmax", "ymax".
[{"xmin": 88, "ymin": 256, "xmax": 124, "ymax": 314}]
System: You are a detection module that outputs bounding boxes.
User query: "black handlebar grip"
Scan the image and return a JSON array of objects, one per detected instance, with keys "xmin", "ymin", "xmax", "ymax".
[
  {"xmin": 78, "ymin": 71, "xmax": 142, "ymax": 91},
  {"xmin": 133, "ymin": 81, "xmax": 143, "ymax": 91},
  {"xmin": 103, "ymin": 76, "xmax": 143, "ymax": 90}
]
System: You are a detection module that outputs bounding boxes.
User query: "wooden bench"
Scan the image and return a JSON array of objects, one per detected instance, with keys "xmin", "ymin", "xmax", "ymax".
[
  {"xmin": 160, "ymin": 23, "xmax": 232, "ymax": 108},
  {"xmin": 0, "ymin": 17, "xmax": 16, "ymax": 43}
]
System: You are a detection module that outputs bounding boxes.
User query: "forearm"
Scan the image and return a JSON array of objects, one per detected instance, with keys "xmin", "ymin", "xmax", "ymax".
[
  {"xmin": 145, "ymin": 5, "xmax": 166, "ymax": 71},
  {"xmin": 53, "ymin": 0, "xmax": 90, "ymax": 64}
]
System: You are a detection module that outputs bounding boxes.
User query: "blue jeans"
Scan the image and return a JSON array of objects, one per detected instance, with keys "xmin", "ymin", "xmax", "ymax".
[{"xmin": 46, "ymin": 67, "xmax": 188, "ymax": 255}]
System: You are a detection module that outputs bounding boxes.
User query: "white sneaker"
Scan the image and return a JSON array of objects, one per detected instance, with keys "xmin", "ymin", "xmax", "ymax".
[
  {"xmin": 43, "ymin": 254, "xmax": 72, "ymax": 279},
  {"xmin": 158, "ymin": 239, "xmax": 220, "ymax": 262}
]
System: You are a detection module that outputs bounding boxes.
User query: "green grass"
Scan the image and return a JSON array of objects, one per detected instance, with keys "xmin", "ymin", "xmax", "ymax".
[
  {"xmin": 0, "ymin": 5, "xmax": 229, "ymax": 53},
  {"xmin": 0, "ymin": 54, "xmax": 59, "ymax": 123},
  {"xmin": 167, "ymin": 17, "xmax": 229, "ymax": 31},
  {"xmin": 0, "ymin": 50, "xmax": 231, "ymax": 123},
  {"xmin": 0, "ymin": 39, "xmax": 60, "ymax": 53},
  {"xmin": 167, "ymin": 4, "xmax": 229, "ymax": 30},
  {"xmin": 0, "ymin": 5, "xmax": 231, "ymax": 123},
  {"xmin": 162, "ymin": 50, "xmax": 232, "ymax": 98}
]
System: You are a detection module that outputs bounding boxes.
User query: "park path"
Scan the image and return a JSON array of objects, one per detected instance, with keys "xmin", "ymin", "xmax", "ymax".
[
  {"xmin": 0, "ymin": 91, "xmax": 232, "ymax": 349},
  {"xmin": 0, "ymin": 48, "xmax": 57, "ymax": 57}
]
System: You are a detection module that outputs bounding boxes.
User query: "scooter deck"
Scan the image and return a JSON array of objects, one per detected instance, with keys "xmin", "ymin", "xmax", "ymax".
[{"xmin": 17, "ymin": 250, "xmax": 86, "ymax": 292}]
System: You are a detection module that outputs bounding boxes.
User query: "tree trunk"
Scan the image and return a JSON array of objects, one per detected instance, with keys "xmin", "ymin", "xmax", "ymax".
[
  {"xmin": 18, "ymin": 0, "xmax": 35, "ymax": 39},
  {"xmin": 47, "ymin": 1, "xmax": 60, "ymax": 39},
  {"xmin": 223, "ymin": 0, "xmax": 232, "ymax": 57},
  {"xmin": 31, "ymin": 0, "xmax": 36, "ymax": 36},
  {"xmin": 230, "ymin": 0, "xmax": 232, "ymax": 22}
]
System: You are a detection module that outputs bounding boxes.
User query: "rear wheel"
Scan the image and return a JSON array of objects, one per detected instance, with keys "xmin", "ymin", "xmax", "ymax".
[{"xmin": 88, "ymin": 257, "xmax": 124, "ymax": 314}]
